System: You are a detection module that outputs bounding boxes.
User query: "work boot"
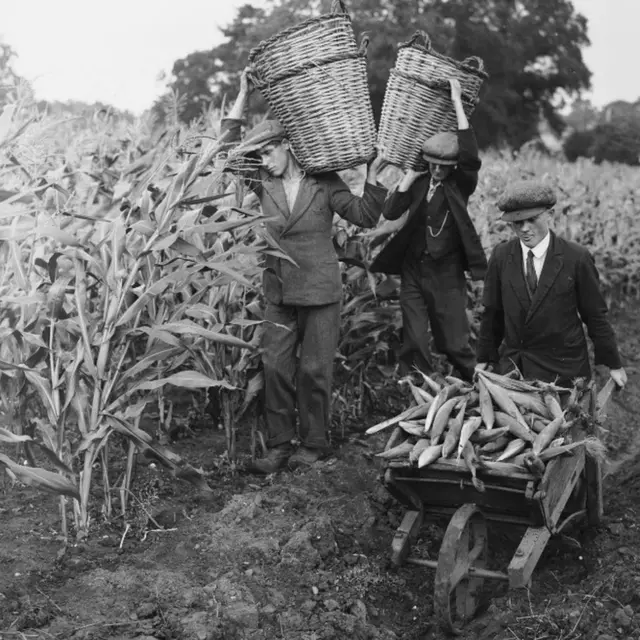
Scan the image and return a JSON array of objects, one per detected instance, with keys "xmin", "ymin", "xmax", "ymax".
[
  {"xmin": 248, "ymin": 444, "xmax": 292, "ymax": 474},
  {"xmin": 288, "ymin": 446, "xmax": 324, "ymax": 470}
]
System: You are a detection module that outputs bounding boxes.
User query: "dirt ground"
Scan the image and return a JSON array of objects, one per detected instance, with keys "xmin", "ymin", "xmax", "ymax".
[{"xmin": 1, "ymin": 306, "xmax": 640, "ymax": 640}]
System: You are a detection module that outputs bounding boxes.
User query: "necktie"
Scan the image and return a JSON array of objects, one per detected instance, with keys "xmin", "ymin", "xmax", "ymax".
[
  {"xmin": 526, "ymin": 250, "xmax": 538, "ymax": 294},
  {"xmin": 424, "ymin": 180, "xmax": 440, "ymax": 248},
  {"xmin": 427, "ymin": 179, "xmax": 440, "ymax": 202}
]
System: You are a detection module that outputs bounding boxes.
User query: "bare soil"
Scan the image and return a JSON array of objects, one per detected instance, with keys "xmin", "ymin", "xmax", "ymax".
[{"xmin": 1, "ymin": 306, "xmax": 640, "ymax": 640}]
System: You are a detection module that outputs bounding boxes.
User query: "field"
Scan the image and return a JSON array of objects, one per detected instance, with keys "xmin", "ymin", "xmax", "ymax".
[{"xmin": 0, "ymin": 100, "xmax": 640, "ymax": 640}]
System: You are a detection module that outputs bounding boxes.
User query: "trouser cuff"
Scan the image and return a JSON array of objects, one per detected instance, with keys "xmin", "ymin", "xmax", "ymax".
[
  {"xmin": 301, "ymin": 438, "xmax": 330, "ymax": 453},
  {"xmin": 267, "ymin": 430, "xmax": 296, "ymax": 449}
]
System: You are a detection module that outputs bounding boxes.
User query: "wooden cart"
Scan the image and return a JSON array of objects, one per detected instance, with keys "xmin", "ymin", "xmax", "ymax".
[{"xmin": 381, "ymin": 380, "xmax": 616, "ymax": 634}]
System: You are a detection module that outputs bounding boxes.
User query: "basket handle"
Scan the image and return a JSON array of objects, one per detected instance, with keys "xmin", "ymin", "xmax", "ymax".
[
  {"xmin": 358, "ymin": 34, "xmax": 370, "ymax": 56},
  {"xmin": 461, "ymin": 56, "xmax": 485, "ymax": 73},
  {"xmin": 331, "ymin": 0, "xmax": 349, "ymax": 14},
  {"xmin": 405, "ymin": 30, "xmax": 431, "ymax": 50}
]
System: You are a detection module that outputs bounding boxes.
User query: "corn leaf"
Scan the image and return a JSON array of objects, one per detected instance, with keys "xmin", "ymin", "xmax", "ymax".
[
  {"xmin": 119, "ymin": 346, "xmax": 183, "ymax": 383},
  {"xmin": 115, "ymin": 267, "xmax": 191, "ymax": 327},
  {"xmin": 24, "ymin": 441, "xmax": 75, "ymax": 477},
  {"xmin": 0, "ymin": 453, "xmax": 80, "ymax": 501},
  {"xmin": 0, "ymin": 105, "xmax": 16, "ymax": 146},
  {"xmin": 130, "ymin": 371, "xmax": 236, "ymax": 392},
  {"xmin": 0, "ymin": 427, "xmax": 32, "ymax": 443},
  {"xmin": 151, "ymin": 321, "xmax": 254, "ymax": 350},
  {"xmin": 36, "ymin": 225, "xmax": 82, "ymax": 247}
]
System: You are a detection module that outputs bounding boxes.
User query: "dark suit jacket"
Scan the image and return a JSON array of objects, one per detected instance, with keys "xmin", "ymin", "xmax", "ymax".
[
  {"xmin": 222, "ymin": 118, "xmax": 387, "ymax": 306},
  {"xmin": 477, "ymin": 232, "xmax": 622, "ymax": 384},
  {"xmin": 368, "ymin": 128, "xmax": 487, "ymax": 281}
]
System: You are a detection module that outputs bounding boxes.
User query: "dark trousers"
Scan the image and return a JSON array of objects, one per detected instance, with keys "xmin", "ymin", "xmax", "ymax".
[
  {"xmin": 262, "ymin": 301, "xmax": 341, "ymax": 450},
  {"xmin": 399, "ymin": 253, "xmax": 476, "ymax": 382}
]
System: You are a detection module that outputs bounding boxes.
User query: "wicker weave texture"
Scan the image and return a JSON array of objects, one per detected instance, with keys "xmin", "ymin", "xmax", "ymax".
[
  {"xmin": 397, "ymin": 48, "xmax": 485, "ymax": 98},
  {"xmin": 379, "ymin": 72, "xmax": 475, "ymax": 171},
  {"xmin": 250, "ymin": 17, "xmax": 356, "ymax": 84},
  {"xmin": 377, "ymin": 34, "xmax": 487, "ymax": 171},
  {"xmin": 249, "ymin": 10, "xmax": 376, "ymax": 174}
]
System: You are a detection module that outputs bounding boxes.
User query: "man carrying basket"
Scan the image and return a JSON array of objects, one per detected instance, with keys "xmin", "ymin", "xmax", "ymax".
[
  {"xmin": 370, "ymin": 79, "xmax": 487, "ymax": 383},
  {"xmin": 223, "ymin": 69, "xmax": 388, "ymax": 474}
]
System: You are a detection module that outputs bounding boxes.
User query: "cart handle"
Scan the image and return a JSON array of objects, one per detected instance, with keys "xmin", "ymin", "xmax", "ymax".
[{"xmin": 596, "ymin": 377, "xmax": 619, "ymax": 419}]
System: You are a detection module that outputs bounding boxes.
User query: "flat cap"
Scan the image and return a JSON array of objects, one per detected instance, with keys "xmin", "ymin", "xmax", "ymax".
[
  {"xmin": 421, "ymin": 131, "xmax": 459, "ymax": 165},
  {"xmin": 231, "ymin": 119, "xmax": 286, "ymax": 157},
  {"xmin": 497, "ymin": 180, "xmax": 557, "ymax": 222}
]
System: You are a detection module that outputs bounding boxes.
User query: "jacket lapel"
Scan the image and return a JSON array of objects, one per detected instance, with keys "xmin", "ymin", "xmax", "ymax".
[
  {"xmin": 413, "ymin": 175, "xmax": 431, "ymax": 210},
  {"xmin": 526, "ymin": 232, "xmax": 564, "ymax": 323},
  {"xmin": 262, "ymin": 176, "xmax": 291, "ymax": 222},
  {"xmin": 506, "ymin": 241, "xmax": 531, "ymax": 313},
  {"xmin": 282, "ymin": 176, "xmax": 321, "ymax": 235}
]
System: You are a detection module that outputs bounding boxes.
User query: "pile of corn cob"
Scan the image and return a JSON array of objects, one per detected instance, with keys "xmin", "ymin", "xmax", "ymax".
[{"xmin": 366, "ymin": 370, "xmax": 605, "ymax": 491}]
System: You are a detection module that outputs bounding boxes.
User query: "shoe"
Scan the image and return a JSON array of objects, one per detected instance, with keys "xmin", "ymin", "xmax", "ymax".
[
  {"xmin": 288, "ymin": 446, "xmax": 324, "ymax": 470},
  {"xmin": 248, "ymin": 445, "xmax": 292, "ymax": 474}
]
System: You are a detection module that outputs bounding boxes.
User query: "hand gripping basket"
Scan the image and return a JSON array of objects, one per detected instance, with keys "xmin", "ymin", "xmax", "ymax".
[
  {"xmin": 247, "ymin": 0, "xmax": 376, "ymax": 174},
  {"xmin": 377, "ymin": 32, "xmax": 488, "ymax": 171}
]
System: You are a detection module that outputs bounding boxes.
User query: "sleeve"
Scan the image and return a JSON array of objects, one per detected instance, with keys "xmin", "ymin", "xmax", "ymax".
[
  {"xmin": 382, "ymin": 186, "xmax": 413, "ymax": 221},
  {"xmin": 576, "ymin": 251, "xmax": 622, "ymax": 369},
  {"xmin": 453, "ymin": 127, "xmax": 481, "ymax": 197},
  {"xmin": 476, "ymin": 247, "xmax": 505, "ymax": 364},
  {"xmin": 220, "ymin": 118, "xmax": 262, "ymax": 196},
  {"xmin": 220, "ymin": 117, "xmax": 243, "ymax": 147},
  {"xmin": 326, "ymin": 173, "xmax": 387, "ymax": 229}
]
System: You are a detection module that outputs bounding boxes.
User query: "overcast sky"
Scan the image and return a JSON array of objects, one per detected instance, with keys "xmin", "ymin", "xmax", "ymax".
[{"xmin": 1, "ymin": 0, "xmax": 636, "ymax": 114}]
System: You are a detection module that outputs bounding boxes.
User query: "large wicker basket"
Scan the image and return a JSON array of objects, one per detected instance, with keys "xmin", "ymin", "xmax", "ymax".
[
  {"xmin": 248, "ymin": 0, "xmax": 376, "ymax": 174},
  {"xmin": 378, "ymin": 32, "xmax": 488, "ymax": 171}
]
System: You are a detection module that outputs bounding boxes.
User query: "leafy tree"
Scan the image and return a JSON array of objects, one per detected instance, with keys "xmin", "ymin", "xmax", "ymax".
[
  {"xmin": 563, "ymin": 129, "xmax": 595, "ymax": 162},
  {"xmin": 0, "ymin": 41, "xmax": 21, "ymax": 105},
  {"xmin": 564, "ymin": 108, "xmax": 640, "ymax": 166},
  {"xmin": 564, "ymin": 98, "xmax": 599, "ymax": 132},
  {"xmin": 166, "ymin": 4, "xmax": 270, "ymax": 123},
  {"xmin": 165, "ymin": 0, "xmax": 591, "ymax": 148}
]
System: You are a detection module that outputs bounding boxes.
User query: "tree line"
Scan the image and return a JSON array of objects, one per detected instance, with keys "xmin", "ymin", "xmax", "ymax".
[{"xmin": 162, "ymin": 0, "xmax": 592, "ymax": 150}]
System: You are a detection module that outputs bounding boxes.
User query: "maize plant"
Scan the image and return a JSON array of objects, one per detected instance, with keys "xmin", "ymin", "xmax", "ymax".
[{"xmin": 0, "ymin": 99, "xmax": 283, "ymax": 539}]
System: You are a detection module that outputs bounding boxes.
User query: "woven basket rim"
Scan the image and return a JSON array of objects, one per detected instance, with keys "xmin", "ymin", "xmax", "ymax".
[
  {"xmin": 389, "ymin": 68, "xmax": 480, "ymax": 105},
  {"xmin": 252, "ymin": 50, "xmax": 366, "ymax": 89},
  {"xmin": 249, "ymin": 12, "xmax": 353, "ymax": 63},
  {"xmin": 397, "ymin": 42, "xmax": 489, "ymax": 80}
]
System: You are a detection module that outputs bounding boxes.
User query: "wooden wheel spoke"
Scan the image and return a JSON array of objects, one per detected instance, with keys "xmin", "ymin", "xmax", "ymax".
[
  {"xmin": 468, "ymin": 530, "xmax": 487, "ymax": 564},
  {"xmin": 448, "ymin": 560, "xmax": 471, "ymax": 592}
]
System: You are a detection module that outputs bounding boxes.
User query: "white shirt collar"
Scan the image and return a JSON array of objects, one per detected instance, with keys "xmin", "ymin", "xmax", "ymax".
[{"xmin": 520, "ymin": 232, "xmax": 550, "ymax": 259}]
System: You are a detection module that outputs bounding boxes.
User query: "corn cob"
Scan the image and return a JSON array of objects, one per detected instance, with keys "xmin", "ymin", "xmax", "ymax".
[
  {"xmin": 418, "ymin": 444, "xmax": 444, "ymax": 469},
  {"xmin": 494, "ymin": 412, "xmax": 535, "ymax": 443},
  {"xmin": 441, "ymin": 400, "xmax": 467, "ymax": 458},
  {"xmin": 480, "ymin": 374, "xmax": 529, "ymax": 429}
]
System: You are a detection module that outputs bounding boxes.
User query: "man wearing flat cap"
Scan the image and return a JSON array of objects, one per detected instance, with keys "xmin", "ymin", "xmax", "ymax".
[
  {"xmin": 476, "ymin": 180, "xmax": 627, "ymax": 389},
  {"xmin": 370, "ymin": 79, "xmax": 487, "ymax": 383},
  {"xmin": 222, "ymin": 69, "xmax": 388, "ymax": 473}
]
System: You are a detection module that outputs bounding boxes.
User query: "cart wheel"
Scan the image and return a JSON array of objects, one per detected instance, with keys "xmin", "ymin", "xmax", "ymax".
[{"xmin": 434, "ymin": 503, "xmax": 488, "ymax": 634}]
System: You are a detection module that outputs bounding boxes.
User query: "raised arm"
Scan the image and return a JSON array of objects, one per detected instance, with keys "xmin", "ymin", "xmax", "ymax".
[
  {"xmin": 382, "ymin": 168, "xmax": 427, "ymax": 220},
  {"xmin": 220, "ymin": 68, "xmax": 263, "ymax": 194},
  {"xmin": 449, "ymin": 79, "xmax": 481, "ymax": 197},
  {"xmin": 327, "ymin": 172, "xmax": 387, "ymax": 229},
  {"xmin": 227, "ymin": 68, "xmax": 250, "ymax": 121}
]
